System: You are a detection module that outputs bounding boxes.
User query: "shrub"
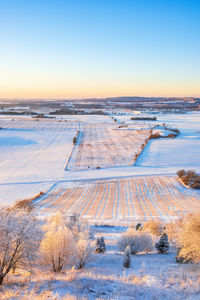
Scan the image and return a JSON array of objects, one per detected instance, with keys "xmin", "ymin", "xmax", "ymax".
[
  {"xmin": 67, "ymin": 214, "xmax": 93, "ymax": 241},
  {"xmin": 177, "ymin": 169, "xmax": 200, "ymax": 189},
  {"xmin": 73, "ymin": 136, "xmax": 77, "ymax": 145},
  {"xmin": 123, "ymin": 246, "xmax": 131, "ymax": 268},
  {"xmin": 177, "ymin": 169, "xmax": 186, "ymax": 178},
  {"xmin": 0, "ymin": 208, "xmax": 42, "ymax": 285},
  {"xmin": 142, "ymin": 220, "xmax": 163, "ymax": 236},
  {"xmin": 175, "ymin": 247, "xmax": 191, "ymax": 264},
  {"xmin": 165, "ymin": 221, "xmax": 176, "ymax": 242},
  {"xmin": 40, "ymin": 223, "xmax": 76, "ymax": 272},
  {"xmin": 12, "ymin": 192, "xmax": 44, "ymax": 212},
  {"xmin": 150, "ymin": 133, "xmax": 161, "ymax": 139},
  {"xmin": 155, "ymin": 233, "xmax": 170, "ymax": 254},
  {"xmin": 176, "ymin": 213, "xmax": 200, "ymax": 263},
  {"xmin": 118, "ymin": 229, "xmax": 154, "ymax": 254},
  {"xmin": 13, "ymin": 199, "xmax": 34, "ymax": 212},
  {"xmin": 95, "ymin": 237, "xmax": 106, "ymax": 253},
  {"xmin": 191, "ymin": 177, "xmax": 200, "ymax": 189},
  {"xmin": 76, "ymin": 238, "xmax": 94, "ymax": 269},
  {"xmin": 41, "ymin": 213, "xmax": 94, "ymax": 271}
]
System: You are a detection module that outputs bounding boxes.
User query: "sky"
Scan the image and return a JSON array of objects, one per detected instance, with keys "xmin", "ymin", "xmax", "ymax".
[{"xmin": 0, "ymin": 0, "xmax": 200, "ymax": 99}]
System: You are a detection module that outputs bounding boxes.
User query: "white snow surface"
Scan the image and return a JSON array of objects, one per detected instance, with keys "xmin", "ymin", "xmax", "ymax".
[
  {"xmin": 0, "ymin": 112, "xmax": 200, "ymax": 206},
  {"xmin": 2, "ymin": 226, "xmax": 200, "ymax": 299}
]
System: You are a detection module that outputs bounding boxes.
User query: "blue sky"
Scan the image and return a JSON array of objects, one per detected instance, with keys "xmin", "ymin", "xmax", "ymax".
[{"xmin": 0, "ymin": 0, "xmax": 200, "ymax": 98}]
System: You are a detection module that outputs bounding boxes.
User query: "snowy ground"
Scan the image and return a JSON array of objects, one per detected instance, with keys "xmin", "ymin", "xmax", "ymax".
[
  {"xmin": 0, "ymin": 112, "xmax": 200, "ymax": 299},
  {"xmin": 1, "ymin": 226, "xmax": 200, "ymax": 299},
  {"xmin": 136, "ymin": 112, "xmax": 200, "ymax": 170},
  {"xmin": 0, "ymin": 117, "xmax": 76, "ymax": 204},
  {"xmin": 0, "ymin": 112, "xmax": 200, "ymax": 206}
]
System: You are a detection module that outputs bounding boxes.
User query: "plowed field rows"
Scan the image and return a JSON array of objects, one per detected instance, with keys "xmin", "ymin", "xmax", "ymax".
[
  {"xmin": 36, "ymin": 176, "xmax": 200, "ymax": 223},
  {"xmin": 68, "ymin": 123, "xmax": 151, "ymax": 170},
  {"xmin": 0, "ymin": 118, "xmax": 78, "ymax": 132}
]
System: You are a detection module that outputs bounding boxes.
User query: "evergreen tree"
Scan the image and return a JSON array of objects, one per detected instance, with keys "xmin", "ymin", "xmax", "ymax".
[
  {"xmin": 155, "ymin": 233, "xmax": 170, "ymax": 254},
  {"xmin": 123, "ymin": 245, "xmax": 131, "ymax": 268},
  {"xmin": 136, "ymin": 223, "xmax": 142, "ymax": 231},
  {"xmin": 95, "ymin": 237, "xmax": 106, "ymax": 253}
]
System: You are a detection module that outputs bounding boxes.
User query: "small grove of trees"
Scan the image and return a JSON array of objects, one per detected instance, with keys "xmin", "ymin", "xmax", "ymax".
[
  {"xmin": 40, "ymin": 213, "xmax": 94, "ymax": 272},
  {"xmin": 40, "ymin": 224, "xmax": 75, "ymax": 272},
  {"xmin": 0, "ymin": 209, "xmax": 42, "ymax": 285},
  {"xmin": 177, "ymin": 169, "xmax": 200, "ymax": 189},
  {"xmin": 0, "ymin": 209, "xmax": 95, "ymax": 285}
]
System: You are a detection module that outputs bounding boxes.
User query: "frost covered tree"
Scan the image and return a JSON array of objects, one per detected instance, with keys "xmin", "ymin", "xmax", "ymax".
[
  {"xmin": 76, "ymin": 238, "xmax": 94, "ymax": 269},
  {"xmin": 142, "ymin": 220, "xmax": 163, "ymax": 236},
  {"xmin": 40, "ymin": 223, "xmax": 76, "ymax": 272},
  {"xmin": 0, "ymin": 208, "xmax": 41, "ymax": 285},
  {"xmin": 67, "ymin": 214, "xmax": 93, "ymax": 241},
  {"xmin": 123, "ymin": 245, "xmax": 131, "ymax": 268},
  {"xmin": 41, "ymin": 213, "xmax": 94, "ymax": 271},
  {"xmin": 176, "ymin": 213, "xmax": 200, "ymax": 263},
  {"xmin": 155, "ymin": 233, "xmax": 170, "ymax": 254},
  {"xmin": 95, "ymin": 237, "xmax": 106, "ymax": 253},
  {"xmin": 118, "ymin": 228, "xmax": 154, "ymax": 254}
]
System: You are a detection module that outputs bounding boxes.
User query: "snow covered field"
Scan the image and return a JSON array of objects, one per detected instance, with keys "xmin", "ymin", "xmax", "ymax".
[
  {"xmin": 136, "ymin": 112, "xmax": 200, "ymax": 171},
  {"xmin": 0, "ymin": 112, "xmax": 200, "ymax": 210},
  {"xmin": 68, "ymin": 122, "xmax": 151, "ymax": 170},
  {"xmin": 0, "ymin": 112, "xmax": 200, "ymax": 299},
  {"xmin": 0, "ymin": 117, "xmax": 77, "ymax": 204},
  {"xmin": 36, "ymin": 175, "xmax": 200, "ymax": 224}
]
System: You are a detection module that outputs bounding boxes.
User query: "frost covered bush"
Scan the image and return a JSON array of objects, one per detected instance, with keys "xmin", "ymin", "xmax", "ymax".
[
  {"xmin": 142, "ymin": 220, "xmax": 163, "ymax": 236},
  {"xmin": 76, "ymin": 238, "xmax": 94, "ymax": 269},
  {"xmin": 165, "ymin": 221, "xmax": 176, "ymax": 242},
  {"xmin": 165, "ymin": 218, "xmax": 183, "ymax": 242},
  {"xmin": 176, "ymin": 213, "xmax": 200, "ymax": 263},
  {"xmin": 41, "ymin": 213, "xmax": 94, "ymax": 271},
  {"xmin": 67, "ymin": 214, "xmax": 93, "ymax": 241},
  {"xmin": 95, "ymin": 237, "xmax": 106, "ymax": 253},
  {"xmin": 40, "ymin": 222, "xmax": 76, "ymax": 272},
  {"xmin": 176, "ymin": 248, "xmax": 191, "ymax": 264},
  {"xmin": 118, "ymin": 228, "xmax": 154, "ymax": 254},
  {"xmin": 0, "ymin": 208, "xmax": 41, "ymax": 285},
  {"xmin": 123, "ymin": 245, "xmax": 131, "ymax": 268},
  {"xmin": 155, "ymin": 233, "xmax": 170, "ymax": 254}
]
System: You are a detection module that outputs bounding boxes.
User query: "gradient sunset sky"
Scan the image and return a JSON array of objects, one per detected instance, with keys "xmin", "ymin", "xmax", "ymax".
[{"xmin": 0, "ymin": 0, "xmax": 200, "ymax": 99}]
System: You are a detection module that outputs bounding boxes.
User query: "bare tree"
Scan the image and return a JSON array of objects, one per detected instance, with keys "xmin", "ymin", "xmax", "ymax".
[{"xmin": 0, "ymin": 208, "xmax": 41, "ymax": 285}]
